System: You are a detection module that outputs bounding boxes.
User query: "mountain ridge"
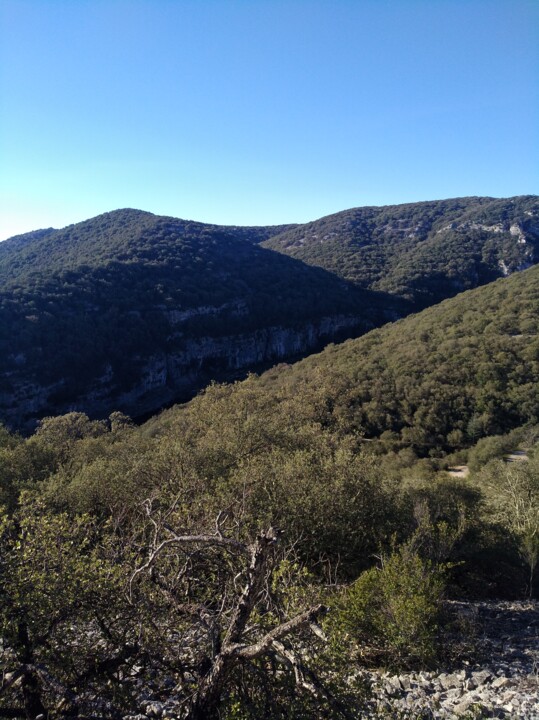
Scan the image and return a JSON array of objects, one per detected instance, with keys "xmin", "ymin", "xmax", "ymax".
[
  {"xmin": 0, "ymin": 209, "xmax": 395, "ymax": 431},
  {"xmin": 263, "ymin": 194, "xmax": 539, "ymax": 307},
  {"xmin": 1, "ymin": 196, "xmax": 538, "ymax": 431}
]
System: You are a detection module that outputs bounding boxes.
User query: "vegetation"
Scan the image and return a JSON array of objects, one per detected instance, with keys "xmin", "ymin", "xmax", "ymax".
[
  {"xmin": 2, "ymin": 196, "xmax": 538, "ymax": 431},
  {"xmin": 253, "ymin": 263, "xmax": 539, "ymax": 454},
  {"xmin": 1, "ymin": 199, "xmax": 539, "ymax": 717},
  {"xmin": 477, "ymin": 451, "xmax": 539, "ymax": 597},
  {"xmin": 264, "ymin": 195, "xmax": 539, "ymax": 307},
  {"xmin": 334, "ymin": 535, "xmax": 448, "ymax": 667},
  {"xmin": 1, "ymin": 394, "xmax": 536, "ymax": 716},
  {"xmin": 0, "ymin": 209, "xmax": 393, "ymax": 430}
]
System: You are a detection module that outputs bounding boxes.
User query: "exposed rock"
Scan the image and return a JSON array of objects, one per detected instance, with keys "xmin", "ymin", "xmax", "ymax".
[
  {"xmin": 357, "ymin": 600, "xmax": 539, "ymax": 719},
  {"xmin": 144, "ymin": 702, "xmax": 163, "ymax": 717},
  {"xmin": 1, "ymin": 312, "xmax": 372, "ymax": 432}
]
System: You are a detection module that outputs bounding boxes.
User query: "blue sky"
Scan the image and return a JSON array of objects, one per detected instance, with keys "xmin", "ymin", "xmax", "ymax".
[{"xmin": 1, "ymin": 0, "xmax": 538, "ymax": 239}]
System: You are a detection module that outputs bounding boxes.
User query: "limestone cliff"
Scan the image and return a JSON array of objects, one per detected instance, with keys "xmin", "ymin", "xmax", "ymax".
[{"xmin": 1, "ymin": 311, "xmax": 373, "ymax": 431}]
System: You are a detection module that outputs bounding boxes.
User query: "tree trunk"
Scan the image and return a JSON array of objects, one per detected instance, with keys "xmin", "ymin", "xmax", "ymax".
[
  {"xmin": 17, "ymin": 622, "xmax": 47, "ymax": 720},
  {"xmin": 186, "ymin": 655, "xmax": 232, "ymax": 720}
]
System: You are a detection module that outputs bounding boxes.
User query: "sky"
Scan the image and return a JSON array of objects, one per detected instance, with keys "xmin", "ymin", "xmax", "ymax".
[{"xmin": 0, "ymin": 0, "xmax": 538, "ymax": 240}]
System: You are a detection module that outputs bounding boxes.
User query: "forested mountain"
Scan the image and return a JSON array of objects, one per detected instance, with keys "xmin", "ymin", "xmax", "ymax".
[
  {"xmin": 2, "ymin": 209, "xmax": 539, "ymax": 720},
  {"xmin": 0, "ymin": 210, "xmax": 296, "ymax": 277},
  {"xmin": 0, "ymin": 210, "xmax": 395, "ymax": 430},
  {"xmin": 263, "ymin": 195, "xmax": 539, "ymax": 307},
  {"xmin": 243, "ymin": 262, "xmax": 539, "ymax": 448},
  {"xmin": 1, "ymin": 196, "xmax": 538, "ymax": 431},
  {"xmin": 247, "ymin": 262, "xmax": 539, "ymax": 452}
]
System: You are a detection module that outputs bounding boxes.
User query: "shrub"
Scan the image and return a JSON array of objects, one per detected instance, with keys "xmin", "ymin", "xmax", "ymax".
[{"xmin": 335, "ymin": 538, "xmax": 448, "ymax": 667}]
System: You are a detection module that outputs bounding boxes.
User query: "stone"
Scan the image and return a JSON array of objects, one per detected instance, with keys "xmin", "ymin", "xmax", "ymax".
[
  {"xmin": 399, "ymin": 674, "xmax": 412, "ymax": 690},
  {"xmin": 453, "ymin": 697, "xmax": 478, "ymax": 715},
  {"xmin": 384, "ymin": 676, "xmax": 404, "ymax": 696},
  {"xmin": 439, "ymin": 673, "xmax": 462, "ymax": 691},
  {"xmin": 472, "ymin": 669, "xmax": 493, "ymax": 685}
]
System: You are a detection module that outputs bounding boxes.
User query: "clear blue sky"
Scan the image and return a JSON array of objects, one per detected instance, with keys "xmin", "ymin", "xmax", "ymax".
[{"xmin": 1, "ymin": 0, "xmax": 538, "ymax": 240}]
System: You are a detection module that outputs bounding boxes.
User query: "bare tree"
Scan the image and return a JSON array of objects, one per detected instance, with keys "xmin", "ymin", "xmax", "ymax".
[
  {"xmin": 129, "ymin": 500, "xmax": 329, "ymax": 719},
  {"xmin": 482, "ymin": 459, "xmax": 539, "ymax": 597}
]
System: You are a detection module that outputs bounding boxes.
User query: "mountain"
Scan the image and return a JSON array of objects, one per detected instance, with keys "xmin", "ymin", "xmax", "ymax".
[
  {"xmin": 2, "ymin": 197, "xmax": 538, "ymax": 432},
  {"xmin": 0, "ymin": 211, "xmax": 295, "ymax": 276},
  {"xmin": 263, "ymin": 196, "xmax": 539, "ymax": 308},
  {"xmin": 252, "ymin": 262, "xmax": 539, "ymax": 452},
  {"xmin": 0, "ymin": 210, "xmax": 396, "ymax": 430}
]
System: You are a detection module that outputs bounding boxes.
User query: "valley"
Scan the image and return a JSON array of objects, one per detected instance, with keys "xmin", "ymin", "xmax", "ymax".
[
  {"xmin": 1, "ymin": 196, "xmax": 538, "ymax": 720},
  {"xmin": 1, "ymin": 196, "xmax": 537, "ymax": 432}
]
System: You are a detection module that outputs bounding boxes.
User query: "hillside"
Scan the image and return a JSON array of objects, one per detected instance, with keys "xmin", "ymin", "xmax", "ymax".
[
  {"xmin": 14, "ymin": 259, "xmax": 537, "ymax": 592},
  {"xmin": 251, "ymin": 262, "xmax": 539, "ymax": 452},
  {"xmin": 2, "ymin": 197, "xmax": 538, "ymax": 432},
  {"xmin": 0, "ymin": 211, "xmax": 296, "ymax": 278},
  {"xmin": 2, "ymin": 237, "xmax": 539, "ymax": 720},
  {"xmin": 263, "ymin": 196, "xmax": 539, "ymax": 308},
  {"xmin": 0, "ymin": 210, "xmax": 394, "ymax": 430}
]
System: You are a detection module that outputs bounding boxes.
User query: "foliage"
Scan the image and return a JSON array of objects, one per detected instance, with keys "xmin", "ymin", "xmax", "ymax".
[
  {"xmin": 0, "ymin": 209, "xmax": 391, "ymax": 431},
  {"xmin": 0, "ymin": 494, "xmax": 343, "ymax": 719},
  {"xmin": 476, "ymin": 452, "xmax": 539, "ymax": 597},
  {"xmin": 256, "ymin": 263, "xmax": 539, "ymax": 452},
  {"xmin": 0, "ymin": 498, "xmax": 132, "ymax": 718},
  {"xmin": 2, "ymin": 196, "xmax": 538, "ymax": 431},
  {"xmin": 2, "ymin": 199, "xmax": 539, "ymax": 712},
  {"xmin": 264, "ymin": 195, "xmax": 539, "ymax": 308},
  {"xmin": 333, "ymin": 534, "xmax": 449, "ymax": 668}
]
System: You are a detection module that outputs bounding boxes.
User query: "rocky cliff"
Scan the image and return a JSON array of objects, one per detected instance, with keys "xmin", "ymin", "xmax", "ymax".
[{"xmin": 1, "ymin": 311, "xmax": 373, "ymax": 431}]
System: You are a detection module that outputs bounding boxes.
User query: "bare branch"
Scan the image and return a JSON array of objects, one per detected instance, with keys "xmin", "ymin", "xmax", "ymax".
[
  {"xmin": 0, "ymin": 666, "xmax": 26, "ymax": 696},
  {"xmin": 128, "ymin": 513, "xmax": 247, "ymax": 599},
  {"xmin": 223, "ymin": 528, "xmax": 281, "ymax": 647},
  {"xmin": 226, "ymin": 604, "xmax": 328, "ymax": 660}
]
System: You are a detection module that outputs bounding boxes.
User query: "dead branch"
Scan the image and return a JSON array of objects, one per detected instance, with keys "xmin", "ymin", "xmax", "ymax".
[{"xmin": 227, "ymin": 604, "xmax": 327, "ymax": 660}]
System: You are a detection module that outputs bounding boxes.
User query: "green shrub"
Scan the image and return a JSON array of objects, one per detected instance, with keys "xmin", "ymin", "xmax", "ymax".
[{"xmin": 335, "ymin": 539, "xmax": 448, "ymax": 667}]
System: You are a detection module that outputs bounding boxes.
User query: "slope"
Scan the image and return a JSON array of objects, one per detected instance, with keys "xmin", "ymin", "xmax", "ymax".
[
  {"xmin": 263, "ymin": 196, "xmax": 539, "ymax": 308},
  {"xmin": 250, "ymin": 262, "xmax": 539, "ymax": 452},
  {"xmin": 0, "ymin": 210, "xmax": 395, "ymax": 430}
]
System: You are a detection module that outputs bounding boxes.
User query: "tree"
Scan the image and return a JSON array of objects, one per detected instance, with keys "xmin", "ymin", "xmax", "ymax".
[
  {"xmin": 127, "ymin": 500, "xmax": 332, "ymax": 720},
  {"xmin": 0, "ymin": 498, "xmax": 130, "ymax": 719},
  {"xmin": 479, "ymin": 458, "xmax": 539, "ymax": 597},
  {"xmin": 0, "ymin": 494, "xmax": 339, "ymax": 720}
]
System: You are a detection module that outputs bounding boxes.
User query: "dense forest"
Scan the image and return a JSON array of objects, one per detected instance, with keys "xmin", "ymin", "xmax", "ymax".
[
  {"xmin": 1, "ymin": 196, "xmax": 537, "ymax": 431},
  {"xmin": 1, "ymin": 250, "xmax": 538, "ymax": 718},
  {"xmin": 254, "ymin": 263, "xmax": 539, "ymax": 452},
  {"xmin": 264, "ymin": 196, "xmax": 539, "ymax": 308},
  {"xmin": 0, "ymin": 210, "xmax": 395, "ymax": 430}
]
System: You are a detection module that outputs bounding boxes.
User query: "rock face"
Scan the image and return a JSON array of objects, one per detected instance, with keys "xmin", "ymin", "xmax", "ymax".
[
  {"xmin": 104, "ymin": 313, "xmax": 368, "ymax": 419},
  {"xmin": 1, "ymin": 312, "xmax": 369, "ymax": 431},
  {"xmin": 357, "ymin": 601, "xmax": 539, "ymax": 719}
]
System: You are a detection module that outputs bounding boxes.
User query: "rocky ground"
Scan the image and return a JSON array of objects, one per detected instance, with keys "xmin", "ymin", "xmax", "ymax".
[
  {"xmin": 123, "ymin": 601, "xmax": 538, "ymax": 720},
  {"xmin": 359, "ymin": 601, "xmax": 539, "ymax": 719}
]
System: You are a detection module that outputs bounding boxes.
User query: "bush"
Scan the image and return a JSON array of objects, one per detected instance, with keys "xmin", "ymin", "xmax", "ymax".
[
  {"xmin": 334, "ymin": 538, "xmax": 448, "ymax": 668},
  {"xmin": 467, "ymin": 434, "xmax": 515, "ymax": 472}
]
